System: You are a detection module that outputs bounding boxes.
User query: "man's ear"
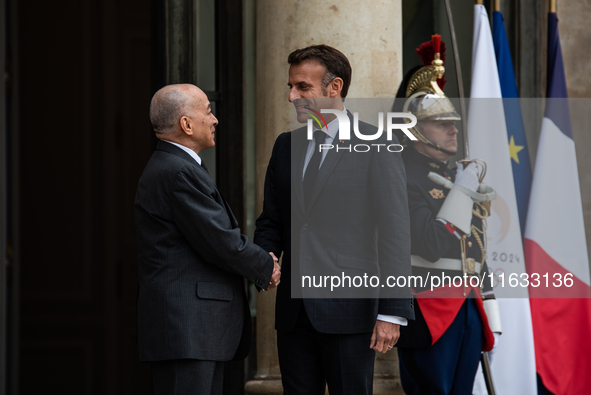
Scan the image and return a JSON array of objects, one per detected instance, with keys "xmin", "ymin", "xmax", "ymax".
[
  {"xmin": 328, "ymin": 77, "xmax": 344, "ymax": 98},
  {"xmin": 180, "ymin": 116, "xmax": 193, "ymax": 135}
]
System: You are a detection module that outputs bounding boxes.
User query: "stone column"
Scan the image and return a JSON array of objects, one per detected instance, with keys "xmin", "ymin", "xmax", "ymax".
[
  {"xmin": 246, "ymin": 1, "xmax": 404, "ymax": 394},
  {"xmin": 557, "ymin": 1, "xmax": 591, "ymax": 255}
]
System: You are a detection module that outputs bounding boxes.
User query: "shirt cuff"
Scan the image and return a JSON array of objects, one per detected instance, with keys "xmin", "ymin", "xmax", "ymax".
[{"xmin": 377, "ymin": 314, "xmax": 408, "ymax": 326}]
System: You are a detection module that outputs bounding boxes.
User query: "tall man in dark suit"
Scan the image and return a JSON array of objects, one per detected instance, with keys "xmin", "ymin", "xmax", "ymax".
[
  {"xmin": 135, "ymin": 84, "xmax": 280, "ymax": 395},
  {"xmin": 254, "ymin": 45, "xmax": 414, "ymax": 395}
]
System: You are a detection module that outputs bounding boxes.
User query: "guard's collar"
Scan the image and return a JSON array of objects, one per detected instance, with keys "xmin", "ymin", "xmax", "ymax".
[{"xmin": 403, "ymin": 147, "xmax": 449, "ymax": 175}]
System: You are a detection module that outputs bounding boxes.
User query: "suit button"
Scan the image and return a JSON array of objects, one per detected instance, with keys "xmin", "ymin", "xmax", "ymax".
[{"xmin": 302, "ymin": 223, "xmax": 308, "ymax": 230}]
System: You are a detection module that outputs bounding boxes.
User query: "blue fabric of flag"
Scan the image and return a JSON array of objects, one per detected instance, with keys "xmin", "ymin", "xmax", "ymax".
[
  {"xmin": 545, "ymin": 13, "xmax": 573, "ymax": 139},
  {"xmin": 492, "ymin": 10, "xmax": 532, "ymax": 236}
]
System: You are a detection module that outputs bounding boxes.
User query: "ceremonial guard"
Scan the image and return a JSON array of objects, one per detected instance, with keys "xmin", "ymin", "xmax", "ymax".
[{"xmin": 393, "ymin": 36, "xmax": 502, "ymax": 395}]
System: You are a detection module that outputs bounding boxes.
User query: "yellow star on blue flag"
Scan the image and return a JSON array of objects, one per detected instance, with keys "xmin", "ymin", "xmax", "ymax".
[{"xmin": 508, "ymin": 135, "xmax": 524, "ymax": 164}]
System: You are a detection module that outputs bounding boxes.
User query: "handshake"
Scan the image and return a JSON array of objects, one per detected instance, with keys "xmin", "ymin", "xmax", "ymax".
[{"xmin": 266, "ymin": 252, "xmax": 282, "ymax": 290}]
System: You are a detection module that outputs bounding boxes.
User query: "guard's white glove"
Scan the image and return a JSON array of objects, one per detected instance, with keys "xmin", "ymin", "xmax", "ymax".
[
  {"xmin": 455, "ymin": 162, "xmax": 479, "ymax": 192},
  {"xmin": 487, "ymin": 332, "xmax": 501, "ymax": 364}
]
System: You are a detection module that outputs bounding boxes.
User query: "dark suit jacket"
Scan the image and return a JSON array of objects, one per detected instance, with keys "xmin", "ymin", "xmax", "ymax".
[
  {"xmin": 255, "ymin": 111, "xmax": 415, "ymax": 334},
  {"xmin": 135, "ymin": 140, "xmax": 274, "ymax": 362}
]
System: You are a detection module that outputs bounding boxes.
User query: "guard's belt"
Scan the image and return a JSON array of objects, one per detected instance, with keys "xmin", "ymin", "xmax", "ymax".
[{"xmin": 411, "ymin": 255, "xmax": 481, "ymax": 274}]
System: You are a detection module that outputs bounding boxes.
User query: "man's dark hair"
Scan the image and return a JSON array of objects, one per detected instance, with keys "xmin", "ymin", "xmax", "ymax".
[{"xmin": 288, "ymin": 44, "xmax": 352, "ymax": 98}]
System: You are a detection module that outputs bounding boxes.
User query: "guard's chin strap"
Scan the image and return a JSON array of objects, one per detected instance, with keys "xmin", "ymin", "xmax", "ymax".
[
  {"xmin": 425, "ymin": 140, "xmax": 456, "ymax": 157},
  {"xmin": 409, "ymin": 126, "xmax": 457, "ymax": 157}
]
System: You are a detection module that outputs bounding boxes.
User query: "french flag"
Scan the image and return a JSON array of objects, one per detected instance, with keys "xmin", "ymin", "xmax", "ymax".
[{"xmin": 524, "ymin": 11, "xmax": 591, "ymax": 395}]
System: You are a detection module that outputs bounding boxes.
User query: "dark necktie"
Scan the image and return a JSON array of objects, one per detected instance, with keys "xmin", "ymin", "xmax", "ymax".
[{"xmin": 303, "ymin": 130, "xmax": 326, "ymax": 203}]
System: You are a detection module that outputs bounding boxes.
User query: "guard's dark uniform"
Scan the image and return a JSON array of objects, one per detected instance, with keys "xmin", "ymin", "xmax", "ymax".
[
  {"xmin": 396, "ymin": 146, "xmax": 494, "ymax": 298},
  {"xmin": 396, "ymin": 147, "xmax": 496, "ymax": 394}
]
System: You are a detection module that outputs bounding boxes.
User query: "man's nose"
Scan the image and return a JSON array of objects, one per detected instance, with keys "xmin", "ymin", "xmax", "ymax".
[
  {"xmin": 213, "ymin": 115, "xmax": 219, "ymax": 125},
  {"xmin": 288, "ymin": 88, "xmax": 299, "ymax": 103}
]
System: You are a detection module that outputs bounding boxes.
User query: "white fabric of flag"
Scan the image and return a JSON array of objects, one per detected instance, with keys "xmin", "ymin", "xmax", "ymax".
[{"xmin": 469, "ymin": 5, "xmax": 537, "ymax": 395}]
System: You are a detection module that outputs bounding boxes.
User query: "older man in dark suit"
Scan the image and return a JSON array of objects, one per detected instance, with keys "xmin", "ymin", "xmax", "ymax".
[
  {"xmin": 135, "ymin": 84, "xmax": 280, "ymax": 395},
  {"xmin": 255, "ymin": 45, "xmax": 414, "ymax": 395}
]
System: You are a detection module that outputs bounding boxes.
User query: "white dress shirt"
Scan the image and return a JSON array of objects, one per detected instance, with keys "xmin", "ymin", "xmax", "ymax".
[{"xmin": 163, "ymin": 140, "xmax": 202, "ymax": 165}]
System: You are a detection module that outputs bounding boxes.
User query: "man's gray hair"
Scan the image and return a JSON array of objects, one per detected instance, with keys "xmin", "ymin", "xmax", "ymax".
[{"xmin": 149, "ymin": 87, "xmax": 195, "ymax": 135}]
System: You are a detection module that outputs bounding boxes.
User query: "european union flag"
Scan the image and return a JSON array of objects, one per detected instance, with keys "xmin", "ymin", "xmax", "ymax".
[{"xmin": 493, "ymin": 10, "xmax": 532, "ymax": 236}]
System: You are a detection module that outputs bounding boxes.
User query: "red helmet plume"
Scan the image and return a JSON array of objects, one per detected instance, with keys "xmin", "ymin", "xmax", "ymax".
[{"xmin": 416, "ymin": 35, "xmax": 447, "ymax": 90}]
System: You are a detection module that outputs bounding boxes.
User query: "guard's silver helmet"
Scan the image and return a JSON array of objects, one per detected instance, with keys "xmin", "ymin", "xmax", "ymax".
[
  {"xmin": 402, "ymin": 37, "xmax": 460, "ymax": 154},
  {"xmin": 403, "ymin": 93, "xmax": 460, "ymax": 122}
]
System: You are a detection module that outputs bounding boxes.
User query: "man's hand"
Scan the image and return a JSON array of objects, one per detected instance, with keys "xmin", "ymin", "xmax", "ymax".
[
  {"xmin": 370, "ymin": 320, "xmax": 400, "ymax": 353},
  {"xmin": 267, "ymin": 252, "xmax": 281, "ymax": 290}
]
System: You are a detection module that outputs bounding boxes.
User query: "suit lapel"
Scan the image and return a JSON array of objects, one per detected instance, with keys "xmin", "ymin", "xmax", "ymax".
[{"xmin": 292, "ymin": 128, "xmax": 308, "ymax": 214}]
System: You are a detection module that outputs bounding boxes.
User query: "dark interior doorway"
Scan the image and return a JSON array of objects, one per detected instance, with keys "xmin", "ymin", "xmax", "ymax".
[{"xmin": 14, "ymin": 0, "xmax": 153, "ymax": 393}]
